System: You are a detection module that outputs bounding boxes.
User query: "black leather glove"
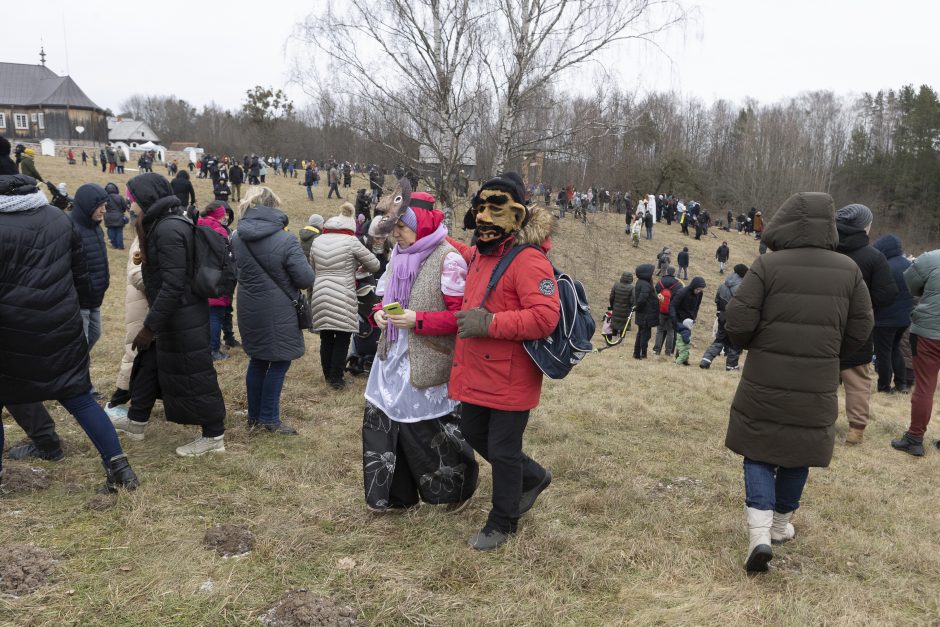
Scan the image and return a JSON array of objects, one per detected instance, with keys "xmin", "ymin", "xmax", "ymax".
[
  {"xmin": 455, "ymin": 308, "xmax": 494, "ymax": 339},
  {"xmin": 132, "ymin": 326, "xmax": 155, "ymax": 352}
]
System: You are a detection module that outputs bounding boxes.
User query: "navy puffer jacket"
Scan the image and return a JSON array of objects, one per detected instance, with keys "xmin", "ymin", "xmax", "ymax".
[
  {"xmin": 0, "ymin": 175, "xmax": 92, "ymax": 403},
  {"xmin": 70, "ymin": 183, "xmax": 110, "ymax": 308},
  {"xmin": 872, "ymin": 234, "xmax": 914, "ymax": 328},
  {"xmin": 103, "ymin": 182, "xmax": 128, "ymax": 228}
]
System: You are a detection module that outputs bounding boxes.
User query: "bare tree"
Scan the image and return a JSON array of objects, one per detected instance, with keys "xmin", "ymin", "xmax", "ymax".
[
  {"xmin": 484, "ymin": 0, "xmax": 687, "ymax": 173},
  {"xmin": 293, "ymin": 0, "xmax": 485, "ymax": 205}
]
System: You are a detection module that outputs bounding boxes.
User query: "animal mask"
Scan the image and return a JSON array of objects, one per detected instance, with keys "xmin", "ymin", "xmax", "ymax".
[
  {"xmin": 471, "ymin": 188, "xmax": 528, "ymax": 242},
  {"xmin": 371, "ymin": 177, "xmax": 413, "ymax": 236}
]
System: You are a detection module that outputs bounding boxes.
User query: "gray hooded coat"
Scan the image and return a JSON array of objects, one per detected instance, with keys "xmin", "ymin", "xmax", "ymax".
[{"xmin": 232, "ymin": 206, "xmax": 316, "ymax": 362}]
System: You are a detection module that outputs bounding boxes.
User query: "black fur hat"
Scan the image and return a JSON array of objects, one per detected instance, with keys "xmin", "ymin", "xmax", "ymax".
[{"xmin": 474, "ymin": 171, "xmax": 526, "ymax": 208}]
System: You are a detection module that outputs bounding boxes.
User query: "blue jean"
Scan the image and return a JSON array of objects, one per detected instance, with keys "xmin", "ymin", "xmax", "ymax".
[
  {"xmin": 209, "ymin": 306, "xmax": 226, "ymax": 352},
  {"xmin": 0, "ymin": 393, "xmax": 124, "ymax": 468},
  {"xmin": 743, "ymin": 458, "xmax": 809, "ymax": 513},
  {"xmin": 246, "ymin": 359, "xmax": 291, "ymax": 425},
  {"xmin": 81, "ymin": 308, "xmax": 102, "ymax": 351},
  {"xmin": 306, "ymin": 185, "xmax": 313, "ymax": 200},
  {"xmin": 679, "ymin": 266, "xmax": 688, "ymax": 280},
  {"xmin": 107, "ymin": 226, "xmax": 124, "ymax": 249},
  {"xmin": 646, "ymin": 226, "xmax": 653, "ymax": 240}
]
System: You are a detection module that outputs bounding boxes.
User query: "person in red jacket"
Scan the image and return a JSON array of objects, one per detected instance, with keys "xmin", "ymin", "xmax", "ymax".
[{"xmin": 448, "ymin": 171, "xmax": 560, "ymax": 551}]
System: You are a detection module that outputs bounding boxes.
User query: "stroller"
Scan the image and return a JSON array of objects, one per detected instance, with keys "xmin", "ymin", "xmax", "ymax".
[{"xmin": 345, "ymin": 271, "xmax": 382, "ymax": 376}]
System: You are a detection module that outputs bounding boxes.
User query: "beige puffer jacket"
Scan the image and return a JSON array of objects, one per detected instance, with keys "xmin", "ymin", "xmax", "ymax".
[
  {"xmin": 309, "ymin": 204, "xmax": 380, "ymax": 333},
  {"xmin": 116, "ymin": 237, "xmax": 150, "ymax": 390}
]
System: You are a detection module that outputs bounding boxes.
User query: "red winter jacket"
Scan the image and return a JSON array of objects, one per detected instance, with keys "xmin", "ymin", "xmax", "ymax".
[
  {"xmin": 197, "ymin": 208, "xmax": 233, "ymax": 308},
  {"xmin": 448, "ymin": 207, "xmax": 560, "ymax": 411}
]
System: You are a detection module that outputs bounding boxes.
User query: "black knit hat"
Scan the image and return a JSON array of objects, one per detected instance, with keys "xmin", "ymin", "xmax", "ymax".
[
  {"xmin": 474, "ymin": 171, "xmax": 526, "ymax": 207},
  {"xmin": 734, "ymin": 263, "xmax": 748, "ymax": 278}
]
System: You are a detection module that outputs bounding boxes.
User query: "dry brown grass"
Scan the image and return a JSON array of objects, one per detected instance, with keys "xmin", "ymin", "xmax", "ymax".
[{"xmin": 1, "ymin": 156, "xmax": 939, "ymax": 625}]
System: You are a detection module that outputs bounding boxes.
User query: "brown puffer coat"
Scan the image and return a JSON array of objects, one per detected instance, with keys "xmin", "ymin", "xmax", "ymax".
[
  {"xmin": 724, "ymin": 192, "xmax": 873, "ymax": 468},
  {"xmin": 116, "ymin": 237, "xmax": 148, "ymax": 391}
]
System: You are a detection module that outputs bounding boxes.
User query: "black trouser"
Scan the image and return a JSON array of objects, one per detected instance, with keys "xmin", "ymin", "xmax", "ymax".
[
  {"xmin": 459, "ymin": 403, "xmax": 546, "ymax": 533},
  {"xmin": 634, "ymin": 325, "xmax": 653, "ymax": 358},
  {"xmin": 128, "ymin": 345, "xmax": 225, "ymax": 437},
  {"xmin": 3, "ymin": 402, "xmax": 61, "ymax": 452},
  {"xmin": 328, "ymin": 182, "xmax": 341, "ymax": 198},
  {"xmin": 319, "ymin": 330, "xmax": 351, "ymax": 383},
  {"xmin": 874, "ymin": 326, "xmax": 908, "ymax": 391},
  {"xmin": 653, "ymin": 313, "xmax": 675, "ymax": 355}
]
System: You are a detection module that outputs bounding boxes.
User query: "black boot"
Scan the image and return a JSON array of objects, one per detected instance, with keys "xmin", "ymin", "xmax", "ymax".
[
  {"xmin": 891, "ymin": 432, "xmax": 924, "ymax": 457},
  {"xmin": 98, "ymin": 455, "xmax": 140, "ymax": 494}
]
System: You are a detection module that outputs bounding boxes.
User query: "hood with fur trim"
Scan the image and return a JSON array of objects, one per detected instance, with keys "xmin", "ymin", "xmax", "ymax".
[{"xmin": 514, "ymin": 204, "xmax": 555, "ymax": 248}]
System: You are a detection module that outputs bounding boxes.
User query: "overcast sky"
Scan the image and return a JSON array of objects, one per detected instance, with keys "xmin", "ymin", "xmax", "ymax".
[{"xmin": 4, "ymin": 0, "xmax": 938, "ymax": 113}]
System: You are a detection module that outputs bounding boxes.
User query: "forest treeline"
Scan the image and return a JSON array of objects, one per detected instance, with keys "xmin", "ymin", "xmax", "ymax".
[{"xmin": 122, "ymin": 83, "xmax": 940, "ymax": 250}]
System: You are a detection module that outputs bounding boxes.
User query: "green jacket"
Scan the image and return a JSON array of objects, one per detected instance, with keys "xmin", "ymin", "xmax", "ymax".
[
  {"xmin": 905, "ymin": 250, "xmax": 940, "ymax": 340},
  {"xmin": 19, "ymin": 156, "xmax": 43, "ymax": 182}
]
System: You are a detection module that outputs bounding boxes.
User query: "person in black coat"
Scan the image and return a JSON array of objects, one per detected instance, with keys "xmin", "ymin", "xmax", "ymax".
[
  {"xmin": 669, "ymin": 276, "xmax": 707, "ymax": 327},
  {"xmin": 213, "ymin": 179, "xmax": 231, "ymax": 203},
  {"xmin": 835, "ymin": 204, "xmax": 899, "ymax": 444},
  {"xmin": 232, "ymin": 193, "xmax": 315, "ymax": 434},
  {"xmin": 0, "ymin": 173, "xmax": 138, "ymax": 492},
  {"xmin": 126, "ymin": 173, "xmax": 227, "ymax": 457},
  {"xmin": 608, "ymin": 271, "xmax": 635, "ymax": 335},
  {"xmin": 633, "ymin": 263, "xmax": 659, "ymax": 359},
  {"xmin": 229, "ymin": 163, "xmax": 244, "ymax": 202},
  {"xmin": 677, "ymin": 246, "xmax": 690, "ymax": 280},
  {"xmin": 103, "ymin": 182, "xmax": 129, "ymax": 249},
  {"xmin": 872, "ymin": 234, "xmax": 915, "ymax": 393},
  {"xmin": 70, "ymin": 183, "xmax": 111, "ymax": 356},
  {"xmin": 170, "ymin": 170, "xmax": 196, "ymax": 209},
  {"xmin": 653, "ymin": 267, "xmax": 683, "ymax": 356},
  {"xmin": 716, "ymin": 241, "xmax": 730, "ymax": 273}
]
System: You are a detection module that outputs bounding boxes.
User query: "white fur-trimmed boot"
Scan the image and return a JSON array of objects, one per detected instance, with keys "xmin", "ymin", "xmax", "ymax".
[
  {"xmin": 745, "ymin": 507, "xmax": 774, "ymax": 573},
  {"xmin": 770, "ymin": 511, "xmax": 796, "ymax": 544}
]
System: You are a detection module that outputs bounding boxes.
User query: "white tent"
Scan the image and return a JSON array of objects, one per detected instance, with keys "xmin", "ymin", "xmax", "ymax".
[
  {"xmin": 40, "ymin": 138, "xmax": 56, "ymax": 156},
  {"xmin": 129, "ymin": 141, "xmax": 166, "ymax": 162}
]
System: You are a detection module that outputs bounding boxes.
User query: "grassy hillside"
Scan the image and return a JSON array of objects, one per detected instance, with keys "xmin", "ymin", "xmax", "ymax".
[{"xmin": 1, "ymin": 156, "xmax": 938, "ymax": 625}]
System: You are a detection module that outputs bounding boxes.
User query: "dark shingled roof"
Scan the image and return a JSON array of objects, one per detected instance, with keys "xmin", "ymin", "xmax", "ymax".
[{"xmin": 0, "ymin": 62, "xmax": 103, "ymax": 110}]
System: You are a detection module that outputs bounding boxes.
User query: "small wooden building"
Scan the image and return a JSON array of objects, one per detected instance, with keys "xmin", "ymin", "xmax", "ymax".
[{"xmin": 0, "ymin": 62, "xmax": 108, "ymax": 144}]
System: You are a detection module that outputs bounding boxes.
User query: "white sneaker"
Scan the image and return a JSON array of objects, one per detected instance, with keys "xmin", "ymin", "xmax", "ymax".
[
  {"xmin": 110, "ymin": 414, "xmax": 147, "ymax": 441},
  {"xmin": 105, "ymin": 402, "xmax": 129, "ymax": 420},
  {"xmin": 175, "ymin": 435, "xmax": 225, "ymax": 457}
]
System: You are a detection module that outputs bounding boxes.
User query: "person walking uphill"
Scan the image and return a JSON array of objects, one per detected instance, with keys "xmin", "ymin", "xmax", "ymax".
[
  {"xmin": 124, "ymin": 173, "xmax": 227, "ymax": 456},
  {"xmin": 872, "ymin": 234, "xmax": 915, "ymax": 395},
  {"xmin": 445, "ymin": 172, "xmax": 559, "ymax": 551},
  {"xmin": 0, "ymin": 173, "xmax": 139, "ymax": 493},
  {"xmin": 891, "ymin": 248, "xmax": 940, "ymax": 456},
  {"xmin": 724, "ymin": 192, "xmax": 873, "ymax": 573},
  {"xmin": 835, "ymin": 204, "xmax": 898, "ymax": 445},
  {"xmin": 716, "ymin": 241, "xmax": 730, "ymax": 274},
  {"xmin": 700, "ymin": 264, "xmax": 748, "ymax": 371},
  {"xmin": 310, "ymin": 202, "xmax": 381, "ymax": 389},
  {"xmin": 232, "ymin": 187, "xmax": 315, "ymax": 434},
  {"xmin": 361, "ymin": 193, "xmax": 479, "ymax": 512}
]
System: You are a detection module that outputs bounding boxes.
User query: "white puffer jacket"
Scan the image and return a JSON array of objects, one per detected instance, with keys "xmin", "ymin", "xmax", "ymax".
[{"xmin": 309, "ymin": 204, "xmax": 380, "ymax": 333}]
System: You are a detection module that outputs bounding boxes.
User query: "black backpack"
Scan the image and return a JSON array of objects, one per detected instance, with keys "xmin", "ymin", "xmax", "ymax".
[
  {"xmin": 480, "ymin": 245, "xmax": 595, "ymax": 380},
  {"xmin": 167, "ymin": 216, "xmax": 237, "ymax": 299}
]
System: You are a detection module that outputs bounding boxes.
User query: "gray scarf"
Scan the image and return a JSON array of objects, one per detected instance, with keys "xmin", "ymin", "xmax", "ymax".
[{"xmin": 0, "ymin": 190, "xmax": 48, "ymax": 213}]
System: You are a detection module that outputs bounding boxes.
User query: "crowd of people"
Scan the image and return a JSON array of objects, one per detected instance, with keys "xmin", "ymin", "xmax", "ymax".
[{"xmin": 1, "ymin": 135, "xmax": 939, "ymax": 567}]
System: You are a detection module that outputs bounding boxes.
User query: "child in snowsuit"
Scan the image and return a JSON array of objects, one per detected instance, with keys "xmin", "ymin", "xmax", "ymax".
[{"xmin": 675, "ymin": 318, "xmax": 694, "ymax": 365}]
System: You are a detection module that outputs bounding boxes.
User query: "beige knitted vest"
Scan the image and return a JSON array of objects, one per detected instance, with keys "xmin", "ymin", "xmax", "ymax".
[{"xmin": 377, "ymin": 241, "xmax": 457, "ymax": 389}]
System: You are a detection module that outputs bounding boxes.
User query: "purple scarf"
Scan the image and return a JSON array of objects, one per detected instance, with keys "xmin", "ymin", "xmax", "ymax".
[{"xmin": 383, "ymin": 223, "xmax": 448, "ymax": 342}]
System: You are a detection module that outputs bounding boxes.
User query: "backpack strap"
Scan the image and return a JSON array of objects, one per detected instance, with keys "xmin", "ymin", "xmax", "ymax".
[{"xmin": 478, "ymin": 244, "xmax": 535, "ymax": 308}]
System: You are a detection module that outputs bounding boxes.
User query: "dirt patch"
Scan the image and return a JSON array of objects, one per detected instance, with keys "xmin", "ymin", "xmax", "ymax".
[
  {"xmin": 86, "ymin": 494, "xmax": 116, "ymax": 511},
  {"xmin": 260, "ymin": 590, "xmax": 358, "ymax": 626},
  {"xmin": 0, "ymin": 545, "xmax": 56, "ymax": 597},
  {"xmin": 0, "ymin": 465, "xmax": 50, "ymax": 494},
  {"xmin": 202, "ymin": 524, "xmax": 255, "ymax": 557}
]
